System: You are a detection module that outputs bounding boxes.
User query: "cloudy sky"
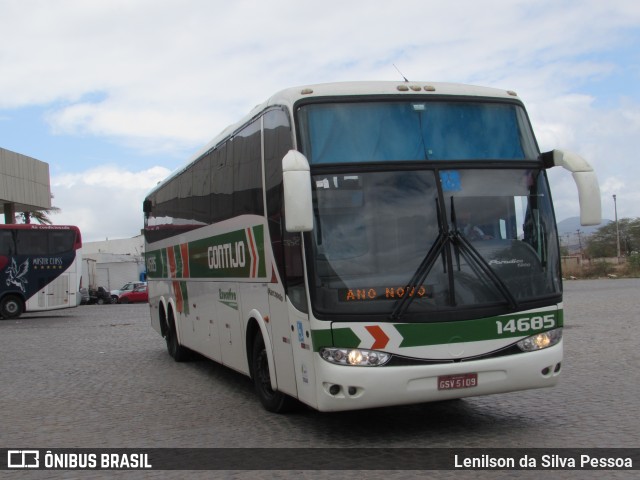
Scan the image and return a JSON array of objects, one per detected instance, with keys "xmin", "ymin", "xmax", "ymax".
[{"xmin": 1, "ymin": 0, "xmax": 639, "ymax": 242}]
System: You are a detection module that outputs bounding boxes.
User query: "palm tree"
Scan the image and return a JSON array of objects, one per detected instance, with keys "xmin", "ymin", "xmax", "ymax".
[{"xmin": 20, "ymin": 207, "xmax": 61, "ymax": 225}]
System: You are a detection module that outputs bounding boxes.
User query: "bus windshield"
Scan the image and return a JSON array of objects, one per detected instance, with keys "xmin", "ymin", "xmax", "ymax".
[
  {"xmin": 308, "ymin": 169, "xmax": 561, "ymax": 320},
  {"xmin": 298, "ymin": 100, "xmax": 539, "ymax": 163}
]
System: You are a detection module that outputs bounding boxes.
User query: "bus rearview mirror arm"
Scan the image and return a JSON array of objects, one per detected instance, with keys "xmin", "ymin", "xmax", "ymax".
[
  {"xmin": 282, "ymin": 150, "xmax": 314, "ymax": 232},
  {"xmin": 541, "ymin": 149, "xmax": 602, "ymax": 226}
]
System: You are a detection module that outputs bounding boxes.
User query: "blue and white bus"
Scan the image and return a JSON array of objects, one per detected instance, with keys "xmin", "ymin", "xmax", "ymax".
[
  {"xmin": 144, "ymin": 82, "xmax": 600, "ymax": 412},
  {"xmin": 0, "ymin": 224, "xmax": 82, "ymax": 319}
]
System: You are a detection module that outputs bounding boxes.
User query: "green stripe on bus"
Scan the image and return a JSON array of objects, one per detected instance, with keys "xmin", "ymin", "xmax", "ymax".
[
  {"xmin": 310, "ymin": 329, "xmax": 333, "ymax": 349},
  {"xmin": 146, "ymin": 225, "xmax": 266, "ymax": 279},
  {"xmin": 310, "ymin": 309, "xmax": 562, "ymax": 351},
  {"xmin": 396, "ymin": 309, "xmax": 562, "ymax": 347}
]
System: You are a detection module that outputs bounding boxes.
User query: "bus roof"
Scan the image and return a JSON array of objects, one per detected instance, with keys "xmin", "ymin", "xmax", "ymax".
[
  {"xmin": 0, "ymin": 224, "xmax": 80, "ymax": 232},
  {"xmin": 264, "ymin": 81, "xmax": 520, "ymax": 107},
  {"xmin": 225, "ymin": 81, "xmax": 521, "ymax": 147},
  {"xmin": 0, "ymin": 224, "xmax": 82, "ymax": 248},
  {"xmin": 147, "ymin": 81, "xmax": 523, "ymax": 198}
]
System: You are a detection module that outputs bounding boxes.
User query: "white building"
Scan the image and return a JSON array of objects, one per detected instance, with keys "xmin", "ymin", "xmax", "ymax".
[{"xmin": 82, "ymin": 235, "xmax": 146, "ymax": 291}]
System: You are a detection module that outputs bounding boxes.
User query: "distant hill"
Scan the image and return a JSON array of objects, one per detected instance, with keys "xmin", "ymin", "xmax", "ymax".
[{"xmin": 556, "ymin": 217, "xmax": 610, "ymax": 236}]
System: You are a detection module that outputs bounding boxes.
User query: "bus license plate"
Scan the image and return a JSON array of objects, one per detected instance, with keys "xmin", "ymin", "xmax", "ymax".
[{"xmin": 438, "ymin": 373, "xmax": 478, "ymax": 390}]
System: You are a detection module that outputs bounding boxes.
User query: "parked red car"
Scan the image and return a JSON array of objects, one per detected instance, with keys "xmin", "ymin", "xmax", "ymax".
[{"xmin": 118, "ymin": 285, "xmax": 148, "ymax": 304}]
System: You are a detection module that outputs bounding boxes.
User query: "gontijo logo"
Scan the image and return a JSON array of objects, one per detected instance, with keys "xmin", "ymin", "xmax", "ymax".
[
  {"xmin": 204, "ymin": 227, "xmax": 261, "ymax": 278},
  {"xmin": 208, "ymin": 242, "xmax": 246, "ymax": 269}
]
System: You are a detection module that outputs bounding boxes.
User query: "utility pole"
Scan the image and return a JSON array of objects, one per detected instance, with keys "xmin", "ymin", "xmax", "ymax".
[
  {"xmin": 613, "ymin": 194, "xmax": 621, "ymax": 260},
  {"xmin": 576, "ymin": 229, "xmax": 583, "ymax": 258}
]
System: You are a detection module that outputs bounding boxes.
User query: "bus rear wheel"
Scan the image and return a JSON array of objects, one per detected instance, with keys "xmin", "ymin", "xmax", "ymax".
[
  {"xmin": 0, "ymin": 295, "xmax": 24, "ymax": 319},
  {"xmin": 165, "ymin": 315, "xmax": 190, "ymax": 362},
  {"xmin": 251, "ymin": 333, "xmax": 295, "ymax": 413}
]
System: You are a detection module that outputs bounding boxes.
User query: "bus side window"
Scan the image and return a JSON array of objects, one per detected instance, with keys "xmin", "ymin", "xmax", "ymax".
[
  {"xmin": 16, "ymin": 230, "xmax": 47, "ymax": 255},
  {"xmin": 0, "ymin": 231, "xmax": 15, "ymax": 255},
  {"xmin": 50, "ymin": 231, "xmax": 76, "ymax": 254}
]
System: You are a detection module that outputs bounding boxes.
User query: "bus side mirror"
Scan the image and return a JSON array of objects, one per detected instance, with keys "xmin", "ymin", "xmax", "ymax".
[
  {"xmin": 542, "ymin": 149, "xmax": 602, "ymax": 226},
  {"xmin": 282, "ymin": 150, "xmax": 314, "ymax": 232}
]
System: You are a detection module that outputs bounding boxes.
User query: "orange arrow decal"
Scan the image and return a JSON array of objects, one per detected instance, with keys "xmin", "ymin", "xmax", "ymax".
[{"xmin": 365, "ymin": 325, "xmax": 390, "ymax": 350}]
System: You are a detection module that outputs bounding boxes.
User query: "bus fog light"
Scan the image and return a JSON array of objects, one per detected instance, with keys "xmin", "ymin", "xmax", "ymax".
[
  {"xmin": 320, "ymin": 348, "xmax": 391, "ymax": 366},
  {"xmin": 517, "ymin": 328, "xmax": 562, "ymax": 352}
]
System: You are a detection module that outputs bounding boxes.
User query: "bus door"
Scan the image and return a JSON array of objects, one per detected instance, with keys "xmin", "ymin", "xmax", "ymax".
[
  {"xmin": 46, "ymin": 274, "xmax": 71, "ymax": 308},
  {"xmin": 266, "ymin": 281, "xmax": 298, "ymax": 398}
]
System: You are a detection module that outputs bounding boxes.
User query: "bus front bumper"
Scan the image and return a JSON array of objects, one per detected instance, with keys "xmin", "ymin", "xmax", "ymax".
[{"xmin": 313, "ymin": 341, "xmax": 562, "ymax": 412}]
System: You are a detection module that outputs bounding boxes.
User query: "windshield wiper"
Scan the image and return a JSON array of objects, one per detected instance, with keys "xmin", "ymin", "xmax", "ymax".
[
  {"xmin": 450, "ymin": 231, "xmax": 518, "ymax": 310},
  {"xmin": 390, "ymin": 198, "xmax": 447, "ymax": 321},
  {"xmin": 390, "ymin": 197, "xmax": 519, "ymax": 321},
  {"xmin": 390, "ymin": 231, "xmax": 448, "ymax": 321},
  {"xmin": 449, "ymin": 198, "xmax": 518, "ymax": 310}
]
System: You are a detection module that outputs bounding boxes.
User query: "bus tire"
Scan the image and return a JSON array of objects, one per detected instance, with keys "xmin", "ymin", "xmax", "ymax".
[
  {"xmin": 165, "ymin": 315, "xmax": 190, "ymax": 362},
  {"xmin": 251, "ymin": 332, "xmax": 295, "ymax": 413},
  {"xmin": 0, "ymin": 295, "xmax": 24, "ymax": 319}
]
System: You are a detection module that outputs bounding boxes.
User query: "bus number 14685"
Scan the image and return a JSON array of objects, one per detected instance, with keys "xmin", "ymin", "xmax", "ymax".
[{"xmin": 496, "ymin": 314, "xmax": 556, "ymax": 335}]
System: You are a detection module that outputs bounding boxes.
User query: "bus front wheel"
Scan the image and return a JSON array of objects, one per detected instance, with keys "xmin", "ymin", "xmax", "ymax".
[
  {"xmin": 0, "ymin": 295, "xmax": 24, "ymax": 319},
  {"xmin": 251, "ymin": 333, "xmax": 295, "ymax": 413}
]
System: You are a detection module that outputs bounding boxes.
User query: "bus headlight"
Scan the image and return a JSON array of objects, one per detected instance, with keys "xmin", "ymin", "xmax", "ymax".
[
  {"xmin": 517, "ymin": 328, "xmax": 562, "ymax": 352},
  {"xmin": 320, "ymin": 348, "xmax": 391, "ymax": 366}
]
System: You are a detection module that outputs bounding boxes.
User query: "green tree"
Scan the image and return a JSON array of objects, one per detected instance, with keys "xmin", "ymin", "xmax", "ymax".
[
  {"xmin": 586, "ymin": 217, "xmax": 640, "ymax": 258},
  {"xmin": 19, "ymin": 207, "xmax": 61, "ymax": 225}
]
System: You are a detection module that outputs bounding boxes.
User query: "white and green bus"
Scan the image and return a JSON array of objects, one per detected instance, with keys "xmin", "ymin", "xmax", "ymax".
[{"xmin": 143, "ymin": 82, "xmax": 600, "ymax": 412}]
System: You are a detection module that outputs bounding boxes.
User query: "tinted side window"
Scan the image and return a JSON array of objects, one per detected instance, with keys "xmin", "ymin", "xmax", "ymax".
[
  {"xmin": 50, "ymin": 230, "xmax": 76, "ymax": 253},
  {"xmin": 0, "ymin": 231, "xmax": 15, "ymax": 255},
  {"xmin": 16, "ymin": 230, "xmax": 47, "ymax": 255},
  {"xmin": 145, "ymin": 170, "xmax": 203, "ymax": 243},
  {"xmin": 211, "ymin": 144, "xmax": 233, "ymax": 223},
  {"xmin": 145, "ymin": 117, "xmax": 264, "ymax": 244},
  {"xmin": 233, "ymin": 119, "xmax": 263, "ymax": 216},
  {"xmin": 192, "ymin": 153, "xmax": 212, "ymax": 223}
]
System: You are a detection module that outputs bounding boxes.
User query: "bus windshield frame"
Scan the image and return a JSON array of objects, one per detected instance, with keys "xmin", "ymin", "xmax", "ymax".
[{"xmin": 296, "ymin": 98, "xmax": 561, "ymax": 323}]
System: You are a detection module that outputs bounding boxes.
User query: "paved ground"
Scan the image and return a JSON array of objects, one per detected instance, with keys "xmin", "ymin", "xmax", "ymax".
[{"xmin": 1, "ymin": 278, "xmax": 639, "ymax": 479}]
